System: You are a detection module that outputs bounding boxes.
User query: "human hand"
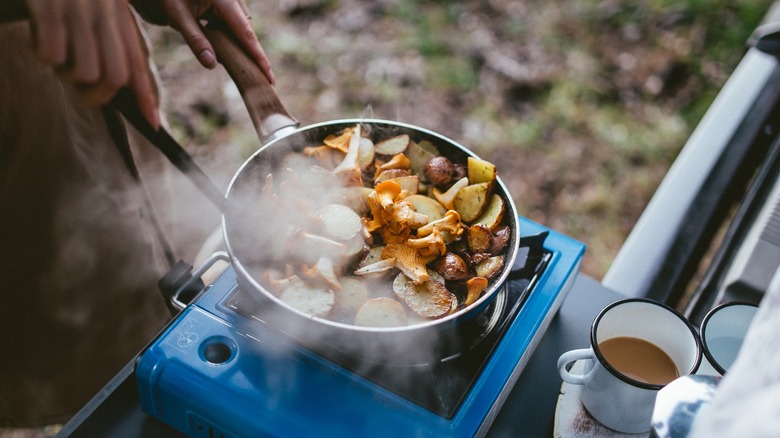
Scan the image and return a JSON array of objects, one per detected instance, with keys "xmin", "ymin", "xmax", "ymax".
[
  {"xmin": 160, "ymin": 0, "xmax": 275, "ymax": 85},
  {"xmin": 25, "ymin": 0, "xmax": 160, "ymax": 128}
]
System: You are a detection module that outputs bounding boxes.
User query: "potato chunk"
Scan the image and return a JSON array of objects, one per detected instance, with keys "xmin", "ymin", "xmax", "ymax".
[
  {"xmin": 467, "ymin": 156, "xmax": 497, "ymax": 184},
  {"xmin": 453, "ymin": 182, "xmax": 492, "ymax": 222},
  {"xmin": 472, "ymin": 194, "xmax": 505, "ymax": 231}
]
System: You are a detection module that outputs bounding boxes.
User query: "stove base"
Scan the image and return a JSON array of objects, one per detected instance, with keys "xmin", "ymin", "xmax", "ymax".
[{"xmin": 135, "ymin": 217, "xmax": 584, "ymax": 437}]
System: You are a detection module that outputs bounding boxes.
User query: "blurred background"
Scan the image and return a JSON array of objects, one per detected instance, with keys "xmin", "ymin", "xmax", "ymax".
[{"xmin": 144, "ymin": 0, "xmax": 774, "ymax": 279}]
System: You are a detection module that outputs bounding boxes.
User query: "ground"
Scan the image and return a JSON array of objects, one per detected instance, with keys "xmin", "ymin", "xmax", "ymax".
[{"xmin": 144, "ymin": 0, "xmax": 774, "ymax": 279}]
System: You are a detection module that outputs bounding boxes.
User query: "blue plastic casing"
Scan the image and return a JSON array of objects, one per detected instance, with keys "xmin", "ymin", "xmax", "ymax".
[{"xmin": 136, "ymin": 217, "xmax": 584, "ymax": 437}]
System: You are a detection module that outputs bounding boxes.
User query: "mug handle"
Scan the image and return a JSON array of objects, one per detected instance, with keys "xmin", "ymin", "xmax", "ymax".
[{"xmin": 558, "ymin": 348, "xmax": 596, "ymax": 385}]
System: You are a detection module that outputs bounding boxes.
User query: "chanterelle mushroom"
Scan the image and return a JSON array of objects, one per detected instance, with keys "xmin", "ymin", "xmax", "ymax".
[
  {"xmin": 382, "ymin": 200, "xmax": 428, "ymax": 234},
  {"xmin": 373, "ymin": 180, "xmax": 402, "ymax": 207},
  {"xmin": 301, "ymin": 257, "xmax": 342, "ymax": 291},
  {"xmin": 464, "ymin": 276, "xmax": 489, "ymax": 306},
  {"xmin": 378, "ymin": 153, "xmax": 411, "ymax": 171},
  {"xmin": 432, "ymin": 177, "xmax": 468, "ymax": 210},
  {"xmin": 333, "ymin": 124, "xmax": 363, "ymax": 186},
  {"xmin": 365, "ymin": 180, "xmax": 403, "ymax": 232},
  {"xmin": 323, "ymin": 128, "xmax": 354, "ymax": 153},
  {"xmin": 382, "ymin": 243, "xmax": 437, "ymax": 284},
  {"xmin": 416, "ymin": 209, "xmax": 464, "ymax": 237},
  {"xmin": 407, "ymin": 227, "xmax": 447, "ymax": 258}
]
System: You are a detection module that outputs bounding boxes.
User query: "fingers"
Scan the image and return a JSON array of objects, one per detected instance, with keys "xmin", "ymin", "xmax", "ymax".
[
  {"xmin": 26, "ymin": 0, "xmax": 68, "ymax": 66},
  {"xmin": 163, "ymin": 0, "xmax": 275, "ymax": 84},
  {"xmin": 79, "ymin": 0, "xmax": 129, "ymax": 107},
  {"xmin": 27, "ymin": 0, "xmax": 160, "ymax": 129},
  {"xmin": 163, "ymin": 0, "xmax": 218, "ymax": 69},
  {"xmin": 66, "ymin": 0, "xmax": 100, "ymax": 83},
  {"xmin": 213, "ymin": 0, "xmax": 275, "ymax": 84}
]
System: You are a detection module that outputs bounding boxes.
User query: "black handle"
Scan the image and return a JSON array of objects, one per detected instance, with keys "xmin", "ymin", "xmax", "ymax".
[{"xmin": 110, "ymin": 88, "xmax": 228, "ymax": 212}]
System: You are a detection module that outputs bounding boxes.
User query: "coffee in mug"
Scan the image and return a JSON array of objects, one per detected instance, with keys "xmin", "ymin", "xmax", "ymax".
[
  {"xmin": 558, "ymin": 298, "xmax": 701, "ymax": 433},
  {"xmin": 598, "ymin": 336, "xmax": 679, "ymax": 385}
]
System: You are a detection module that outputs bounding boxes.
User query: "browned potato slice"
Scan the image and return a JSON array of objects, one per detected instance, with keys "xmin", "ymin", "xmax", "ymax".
[
  {"xmin": 392, "ymin": 272, "xmax": 457, "ymax": 319},
  {"xmin": 355, "ymin": 297, "xmax": 408, "ymax": 327},
  {"xmin": 336, "ymin": 276, "xmax": 371, "ymax": 313},
  {"xmin": 375, "ymin": 169, "xmax": 411, "ymax": 184},
  {"xmin": 467, "ymin": 156, "xmax": 497, "ymax": 184},
  {"xmin": 280, "ymin": 282, "xmax": 335, "ymax": 317},
  {"xmin": 405, "ymin": 194, "xmax": 446, "ymax": 221},
  {"xmin": 490, "ymin": 225, "xmax": 511, "ymax": 255},
  {"xmin": 454, "ymin": 182, "xmax": 492, "ymax": 223},
  {"xmin": 467, "ymin": 224, "xmax": 492, "ymax": 254},
  {"xmin": 374, "ymin": 134, "xmax": 410, "ymax": 155},
  {"xmin": 475, "ymin": 255, "xmax": 505, "ymax": 279},
  {"xmin": 472, "ymin": 194, "xmax": 506, "ymax": 231}
]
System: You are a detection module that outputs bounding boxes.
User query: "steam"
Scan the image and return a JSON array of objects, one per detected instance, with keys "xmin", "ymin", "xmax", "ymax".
[{"xmin": 224, "ymin": 122, "xmax": 452, "ymax": 370}]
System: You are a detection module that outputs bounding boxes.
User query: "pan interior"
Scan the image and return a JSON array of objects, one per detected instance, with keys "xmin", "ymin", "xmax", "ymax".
[{"xmin": 223, "ymin": 119, "xmax": 520, "ymax": 331}]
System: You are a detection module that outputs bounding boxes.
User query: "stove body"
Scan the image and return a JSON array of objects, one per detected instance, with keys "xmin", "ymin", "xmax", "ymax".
[{"xmin": 135, "ymin": 217, "xmax": 584, "ymax": 437}]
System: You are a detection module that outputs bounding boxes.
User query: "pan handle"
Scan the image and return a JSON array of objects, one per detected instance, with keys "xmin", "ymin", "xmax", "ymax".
[{"xmin": 201, "ymin": 16, "xmax": 300, "ymax": 143}]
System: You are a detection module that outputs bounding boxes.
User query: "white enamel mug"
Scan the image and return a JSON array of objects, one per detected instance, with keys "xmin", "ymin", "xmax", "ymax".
[
  {"xmin": 557, "ymin": 298, "xmax": 702, "ymax": 434},
  {"xmin": 698, "ymin": 301, "xmax": 758, "ymax": 375}
]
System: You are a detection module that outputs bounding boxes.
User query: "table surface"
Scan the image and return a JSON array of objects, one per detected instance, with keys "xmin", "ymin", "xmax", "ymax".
[{"xmin": 57, "ymin": 274, "xmax": 625, "ymax": 438}]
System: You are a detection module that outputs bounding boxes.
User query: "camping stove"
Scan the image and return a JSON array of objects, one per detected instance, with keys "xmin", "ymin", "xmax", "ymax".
[{"xmin": 135, "ymin": 217, "xmax": 584, "ymax": 437}]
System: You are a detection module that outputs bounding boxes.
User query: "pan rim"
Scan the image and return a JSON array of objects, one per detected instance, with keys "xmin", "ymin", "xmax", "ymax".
[{"xmin": 221, "ymin": 118, "xmax": 521, "ymax": 334}]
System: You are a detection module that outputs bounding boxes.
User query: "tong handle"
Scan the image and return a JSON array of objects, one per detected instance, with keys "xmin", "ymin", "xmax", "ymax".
[{"xmin": 201, "ymin": 17, "xmax": 299, "ymax": 142}]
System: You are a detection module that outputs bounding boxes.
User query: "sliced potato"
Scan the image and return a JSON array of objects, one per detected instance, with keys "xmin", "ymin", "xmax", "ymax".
[
  {"xmin": 375, "ymin": 168, "xmax": 411, "ymax": 184},
  {"xmin": 317, "ymin": 203, "xmax": 363, "ymax": 241},
  {"xmin": 280, "ymin": 282, "xmax": 335, "ymax": 317},
  {"xmin": 336, "ymin": 276, "xmax": 371, "ymax": 313},
  {"xmin": 358, "ymin": 137, "xmax": 375, "ymax": 170},
  {"xmin": 472, "ymin": 194, "xmax": 506, "ymax": 231},
  {"xmin": 392, "ymin": 271, "xmax": 457, "ymax": 319},
  {"xmin": 334, "ymin": 186, "xmax": 372, "ymax": 215},
  {"xmin": 467, "ymin": 156, "xmax": 497, "ymax": 184},
  {"xmin": 374, "ymin": 134, "xmax": 410, "ymax": 155},
  {"xmin": 405, "ymin": 194, "xmax": 446, "ymax": 222},
  {"xmin": 355, "ymin": 297, "xmax": 408, "ymax": 327},
  {"xmin": 467, "ymin": 224, "xmax": 493, "ymax": 254},
  {"xmin": 357, "ymin": 245, "xmax": 385, "ymax": 269},
  {"xmin": 475, "ymin": 255, "xmax": 505, "ymax": 279},
  {"xmin": 453, "ymin": 182, "xmax": 492, "ymax": 223},
  {"xmin": 385, "ymin": 175, "xmax": 419, "ymax": 195},
  {"xmin": 406, "ymin": 140, "xmax": 439, "ymax": 177}
]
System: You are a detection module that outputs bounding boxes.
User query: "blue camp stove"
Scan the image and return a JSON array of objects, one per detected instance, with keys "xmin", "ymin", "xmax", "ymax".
[{"xmin": 135, "ymin": 217, "xmax": 584, "ymax": 437}]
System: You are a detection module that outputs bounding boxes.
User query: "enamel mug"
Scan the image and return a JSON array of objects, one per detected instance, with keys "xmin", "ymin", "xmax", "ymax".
[{"xmin": 557, "ymin": 298, "xmax": 702, "ymax": 433}]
